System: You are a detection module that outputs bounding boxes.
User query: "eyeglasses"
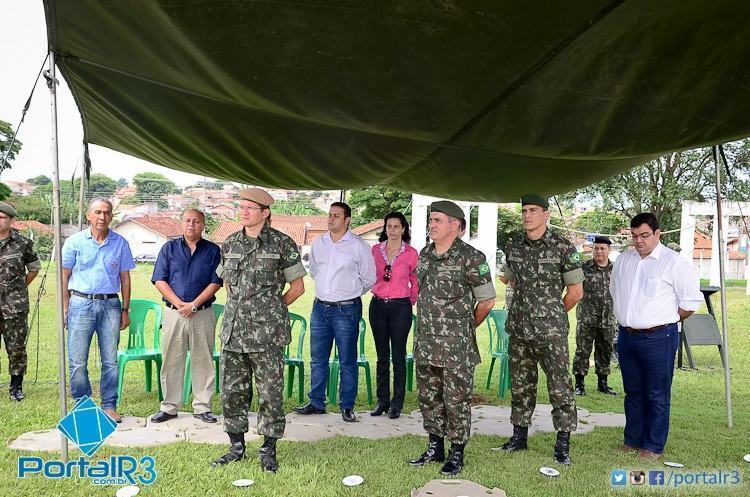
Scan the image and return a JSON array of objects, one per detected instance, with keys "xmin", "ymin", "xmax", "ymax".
[
  {"xmin": 383, "ymin": 264, "xmax": 392, "ymax": 282},
  {"xmin": 631, "ymin": 231, "xmax": 654, "ymax": 241}
]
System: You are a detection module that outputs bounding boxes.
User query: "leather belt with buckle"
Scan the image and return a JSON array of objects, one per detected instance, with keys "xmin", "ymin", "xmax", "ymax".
[
  {"xmin": 315, "ymin": 298, "xmax": 357, "ymax": 306},
  {"xmin": 621, "ymin": 323, "xmax": 674, "ymax": 334},
  {"xmin": 373, "ymin": 296, "xmax": 410, "ymax": 304},
  {"xmin": 71, "ymin": 290, "xmax": 119, "ymax": 300}
]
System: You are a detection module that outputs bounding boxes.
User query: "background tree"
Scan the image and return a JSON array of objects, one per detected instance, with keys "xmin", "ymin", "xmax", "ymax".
[
  {"xmin": 0, "ymin": 119, "xmax": 22, "ymax": 174},
  {"xmin": 83, "ymin": 173, "xmax": 117, "ymax": 198},
  {"xmin": 0, "ymin": 182, "xmax": 10, "ymax": 201},
  {"xmin": 572, "ymin": 209, "xmax": 628, "ymax": 236},
  {"xmin": 273, "ymin": 198, "xmax": 324, "ymax": 216},
  {"xmin": 496, "ymin": 206, "xmax": 522, "ymax": 250},
  {"xmin": 133, "ymin": 172, "xmax": 176, "ymax": 208},
  {"xmin": 564, "ymin": 139, "xmax": 750, "ymax": 242},
  {"xmin": 19, "ymin": 228, "xmax": 53, "ymax": 260},
  {"xmin": 5, "ymin": 195, "xmax": 51, "ymax": 223},
  {"xmin": 116, "ymin": 177, "xmax": 129, "ymax": 188},
  {"xmin": 348, "ymin": 186, "xmax": 411, "ymax": 226},
  {"xmin": 27, "ymin": 175, "xmax": 51, "ymax": 186}
]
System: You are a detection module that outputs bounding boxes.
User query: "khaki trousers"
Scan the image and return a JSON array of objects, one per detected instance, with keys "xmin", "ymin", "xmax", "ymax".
[{"xmin": 159, "ymin": 306, "xmax": 216, "ymax": 414}]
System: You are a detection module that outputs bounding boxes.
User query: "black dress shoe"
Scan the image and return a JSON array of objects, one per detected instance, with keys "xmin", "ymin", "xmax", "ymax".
[
  {"xmin": 293, "ymin": 403, "xmax": 326, "ymax": 415},
  {"xmin": 151, "ymin": 411, "xmax": 178, "ymax": 423},
  {"xmin": 341, "ymin": 408, "xmax": 357, "ymax": 422},
  {"xmin": 194, "ymin": 412, "xmax": 219, "ymax": 423},
  {"xmin": 370, "ymin": 404, "xmax": 389, "ymax": 416},
  {"xmin": 388, "ymin": 408, "xmax": 401, "ymax": 419}
]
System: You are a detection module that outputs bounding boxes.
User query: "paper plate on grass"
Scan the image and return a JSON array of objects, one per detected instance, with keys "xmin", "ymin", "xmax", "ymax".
[
  {"xmin": 743, "ymin": 454, "xmax": 750, "ymax": 463},
  {"xmin": 115, "ymin": 486, "xmax": 140, "ymax": 497},
  {"xmin": 342, "ymin": 475, "xmax": 364, "ymax": 487},
  {"xmin": 664, "ymin": 461, "xmax": 684, "ymax": 468},
  {"xmin": 232, "ymin": 479, "xmax": 255, "ymax": 487},
  {"xmin": 539, "ymin": 467, "xmax": 560, "ymax": 477}
]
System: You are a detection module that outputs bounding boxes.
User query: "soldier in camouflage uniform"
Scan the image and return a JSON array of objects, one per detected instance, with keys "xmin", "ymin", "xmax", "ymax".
[
  {"xmin": 497, "ymin": 194, "xmax": 583, "ymax": 465},
  {"xmin": 409, "ymin": 201, "xmax": 496, "ymax": 476},
  {"xmin": 0, "ymin": 201, "xmax": 41, "ymax": 401},
  {"xmin": 573, "ymin": 236, "xmax": 618, "ymax": 396},
  {"xmin": 211, "ymin": 188, "xmax": 306, "ymax": 472}
]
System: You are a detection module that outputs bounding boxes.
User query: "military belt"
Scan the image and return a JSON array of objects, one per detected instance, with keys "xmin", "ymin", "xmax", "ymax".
[
  {"xmin": 620, "ymin": 323, "xmax": 675, "ymax": 334},
  {"xmin": 315, "ymin": 298, "xmax": 357, "ymax": 306},
  {"xmin": 70, "ymin": 290, "xmax": 119, "ymax": 300}
]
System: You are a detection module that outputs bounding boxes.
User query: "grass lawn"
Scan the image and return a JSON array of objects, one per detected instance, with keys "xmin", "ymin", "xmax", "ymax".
[{"xmin": 1, "ymin": 262, "xmax": 748, "ymax": 496}]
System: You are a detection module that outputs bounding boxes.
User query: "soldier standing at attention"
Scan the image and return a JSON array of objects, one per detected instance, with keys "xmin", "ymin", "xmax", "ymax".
[
  {"xmin": 408, "ymin": 201, "xmax": 496, "ymax": 476},
  {"xmin": 0, "ymin": 201, "xmax": 40, "ymax": 401},
  {"xmin": 498, "ymin": 194, "xmax": 583, "ymax": 465},
  {"xmin": 211, "ymin": 188, "xmax": 306, "ymax": 472},
  {"xmin": 572, "ymin": 235, "xmax": 618, "ymax": 396}
]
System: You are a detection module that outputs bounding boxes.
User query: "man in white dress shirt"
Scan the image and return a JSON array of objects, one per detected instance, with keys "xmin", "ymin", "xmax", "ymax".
[
  {"xmin": 610, "ymin": 213, "xmax": 702, "ymax": 459},
  {"xmin": 294, "ymin": 202, "xmax": 376, "ymax": 422}
]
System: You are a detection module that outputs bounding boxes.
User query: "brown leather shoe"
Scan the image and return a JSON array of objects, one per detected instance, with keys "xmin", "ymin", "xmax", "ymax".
[
  {"xmin": 638, "ymin": 449, "xmax": 661, "ymax": 460},
  {"xmin": 617, "ymin": 444, "xmax": 639, "ymax": 453},
  {"xmin": 103, "ymin": 408, "xmax": 122, "ymax": 423}
]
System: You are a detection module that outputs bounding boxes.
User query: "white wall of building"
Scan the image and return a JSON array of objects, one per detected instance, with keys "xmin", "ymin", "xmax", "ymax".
[{"xmin": 114, "ymin": 222, "xmax": 170, "ymax": 258}]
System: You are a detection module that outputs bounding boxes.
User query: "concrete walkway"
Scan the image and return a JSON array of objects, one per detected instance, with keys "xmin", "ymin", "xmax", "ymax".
[{"xmin": 9, "ymin": 404, "xmax": 624, "ymax": 452}]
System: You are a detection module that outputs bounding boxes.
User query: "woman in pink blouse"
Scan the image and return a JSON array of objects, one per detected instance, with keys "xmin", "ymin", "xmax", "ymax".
[{"xmin": 369, "ymin": 212, "xmax": 418, "ymax": 419}]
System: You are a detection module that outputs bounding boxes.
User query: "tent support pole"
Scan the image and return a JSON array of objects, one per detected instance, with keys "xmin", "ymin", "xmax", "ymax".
[
  {"xmin": 47, "ymin": 49, "xmax": 69, "ymax": 459},
  {"xmin": 713, "ymin": 145, "xmax": 732, "ymax": 429}
]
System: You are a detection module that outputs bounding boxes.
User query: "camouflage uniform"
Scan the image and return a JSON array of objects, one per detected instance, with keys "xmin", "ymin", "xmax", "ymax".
[
  {"xmin": 572, "ymin": 259, "xmax": 616, "ymax": 376},
  {"xmin": 415, "ymin": 238, "xmax": 496, "ymax": 444},
  {"xmin": 0, "ymin": 230, "xmax": 41, "ymax": 376},
  {"xmin": 504, "ymin": 229, "xmax": 583, "ymax": 432},
  {"xmin": 219, "ymin": 224, "xmax": 306, "ymax": 438}
]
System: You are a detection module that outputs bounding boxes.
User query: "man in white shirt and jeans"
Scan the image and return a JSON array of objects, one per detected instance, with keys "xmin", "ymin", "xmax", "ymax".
[
  {"xmin": 294, "ymin": 202, "xmax": 376, "ymax": 422},
  {"xmin": 610, "ymin": 213, "xmax": 702, "ymax": 459}
]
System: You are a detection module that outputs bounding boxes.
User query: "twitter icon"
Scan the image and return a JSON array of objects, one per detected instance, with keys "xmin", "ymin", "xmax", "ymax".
[{"xmin": 611, "ymin": 469, "xmax": 628, "ymax": 486}]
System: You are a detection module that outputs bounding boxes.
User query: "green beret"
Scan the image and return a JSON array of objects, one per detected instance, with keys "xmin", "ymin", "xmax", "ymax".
[
  {"xmin": 0, "ymin": 201, "xmax": 17, "ymax": 218},
  {"xmin": 430, "ymin": 200, "xmax": 464, "ymax": 220},
  {"xmin": 520, "ymin": 194, "xmax": 549, "ymax": 209}
]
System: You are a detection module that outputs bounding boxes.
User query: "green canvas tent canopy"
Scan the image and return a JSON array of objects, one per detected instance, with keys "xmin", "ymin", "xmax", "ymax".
[{"xmin": 43, "ymin": 0, "xmax": 750, "ymax": 201}]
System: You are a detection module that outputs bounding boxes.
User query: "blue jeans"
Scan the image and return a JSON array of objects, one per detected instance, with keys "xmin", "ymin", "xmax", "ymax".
[
  {"xmin": 308, "ymin": 299, "xmax": 361, "ymax": 410},
  {"xmin": 67, "ymin": 295, "xmax": 122, "ymax": 409},
  {"xmin": 617, "ymin": 323, "xmax": 679, "ymax": 453}
]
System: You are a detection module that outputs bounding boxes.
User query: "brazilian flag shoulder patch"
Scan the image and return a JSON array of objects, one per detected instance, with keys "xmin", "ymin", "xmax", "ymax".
[
  {"xmin": 569, "ymin": 252, "xmax": 581, "ymax": 263},
  {"xmin": 478, "ymin": 262, "xmax": 490, "ymax": 276}
]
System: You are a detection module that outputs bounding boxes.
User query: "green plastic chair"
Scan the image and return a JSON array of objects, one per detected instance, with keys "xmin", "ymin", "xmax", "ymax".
[
  {"xmin": 116, "ymin": 299, "xmax": 163, "ymax": 406},
  {"xmin": 182, "ymin": 304, "xmax": 225, "ymax": 405},
  {"xmin": 406, "ymin": 314, "xmax": 416, "ymax": 391},
  {"xmin": 327, "ymin": 318, "xmax": 373, "ymax": 406},
  {"xmin": 284, "ymin": 313, "xmax": 308, "ymax": 403},
  {"xmin": 485, "ymin": 309, "xmax": 511, "ymax": 398}
]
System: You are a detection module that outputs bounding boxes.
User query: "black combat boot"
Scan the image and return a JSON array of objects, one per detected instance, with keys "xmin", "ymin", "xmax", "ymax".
[
  {"xmin": 409, "ymin": 433, "xmax": 445, "ymax": 465},
  {"xmin": 440, "ymin": 443, "xmax": 465, "ymax": 476},
  {"xmin": 574, "ymin": 374, "xmax": 586, "ymax": 396},
  {"xmin": 259, "ymin": 436, "xmax": 279, "ymax": 473},
  {"xmin": 9, "ymin": 375, "xmax": 24, "ymax": 401},
  {"xmin": 500, "ymin": 425, "xmax": 528, "ymax": 452},
  {"xmin": 554, "ymin": 431, "xmax": 571, "ymax": 465},
  {"xmin": 597, "ymin": 374, "xmax": 617, "ymax": 395},
  {"xmin": 211, "ymin": 432, "xmax": 246, "ymax": 467}
]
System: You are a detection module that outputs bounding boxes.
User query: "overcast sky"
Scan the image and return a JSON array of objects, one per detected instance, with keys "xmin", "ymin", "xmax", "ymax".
[{"xmin": 0, "ymin": 1, "xmax": 212, "ymax": 187}]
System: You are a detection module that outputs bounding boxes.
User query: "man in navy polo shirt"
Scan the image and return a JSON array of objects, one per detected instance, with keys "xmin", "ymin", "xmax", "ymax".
[
  {"xmin": 62, "ymin": 198, "xmax": 135, "ymax": 423},
  {"xmin": 150, "ymin": 209, "xmax": 223, "ymax": 424}
]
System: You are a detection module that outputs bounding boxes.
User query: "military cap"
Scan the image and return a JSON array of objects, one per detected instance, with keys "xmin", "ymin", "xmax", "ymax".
[
  {"xmin": 593, "ymin": 235, "xmax": 612, "ymax": 245},
  {"xmin": 0, "ymin": 201, "xmax": 17, "ymax": 218},
  {"xmin": 666, "ymin": 242, "xmax": 682, "ymax": 252},
  {"xmin": 520, "ymin": 193, "xmax": 549, "ymax": 209},
  {"xmin": 238, "ymin": 187, "xmax": 274, "ymax": 207},
  {"xmin": 430, "ymin": 200, "xmax": 464, "ymax": 220}
]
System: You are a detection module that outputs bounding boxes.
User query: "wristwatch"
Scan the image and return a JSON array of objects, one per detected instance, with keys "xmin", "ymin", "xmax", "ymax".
[{"xmin": 191, "ymin": 305, "xmax": 198, "ymax": 313}]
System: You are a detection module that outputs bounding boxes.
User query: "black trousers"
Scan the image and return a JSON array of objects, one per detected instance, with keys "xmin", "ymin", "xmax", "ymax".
[{"xmin": 368, "ymin": 297, "xmax": 412, "ymax": 410}]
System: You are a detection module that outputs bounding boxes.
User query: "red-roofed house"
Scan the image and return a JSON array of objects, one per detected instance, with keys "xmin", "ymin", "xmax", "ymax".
[
  {"xmin": 352, "ymin": 220, "xmax": 385, "ymax": 246},
  {"xmin": 114, "ymin": 216, "xmax": 184, "ymax": 260},
  {"xmin": 11, "ymin": 220, "xmax": 53, "ymax": 234}
]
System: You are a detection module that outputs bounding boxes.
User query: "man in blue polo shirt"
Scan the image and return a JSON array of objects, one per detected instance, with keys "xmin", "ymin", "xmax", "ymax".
[
  {"xmin": 150, "ymin": 209, "xmax": 223, "ymax": 424},
  {"xmin": 62, "ymin": 198, "xmax": 135, "ymax": 423}
]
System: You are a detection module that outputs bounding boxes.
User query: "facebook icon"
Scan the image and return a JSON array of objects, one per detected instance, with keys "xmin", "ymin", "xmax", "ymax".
[{"xmin": 649, "ymin": 471, "xmax": 665, "ymax": 485}]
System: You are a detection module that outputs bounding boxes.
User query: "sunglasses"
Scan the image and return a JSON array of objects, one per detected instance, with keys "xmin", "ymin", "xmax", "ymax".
[{"xmin": 383, "ymin": 264, "xmax": 392, "ymax": 282}]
